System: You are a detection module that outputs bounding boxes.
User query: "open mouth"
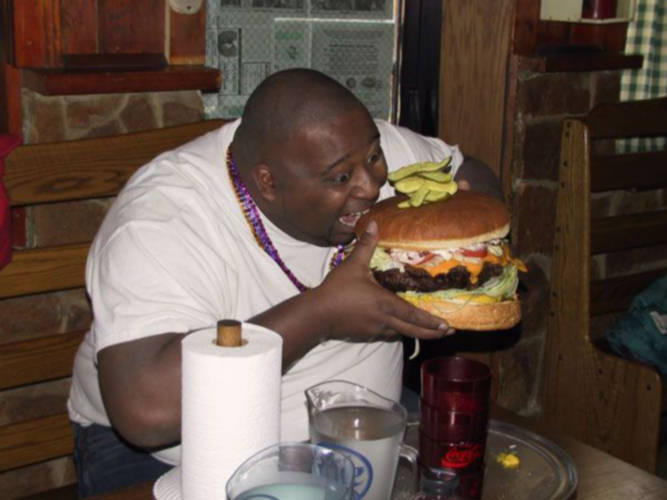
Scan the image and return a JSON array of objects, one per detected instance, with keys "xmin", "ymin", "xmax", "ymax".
[{"xmin": 338, "ymin": 209, "xmax": 369, "ymax": 228}]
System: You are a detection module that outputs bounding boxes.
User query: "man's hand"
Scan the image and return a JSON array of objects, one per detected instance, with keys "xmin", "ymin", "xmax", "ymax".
[
  {"xmin": 455, "ymin": 157, "xmax": 504, "ymax": 200},
  {"xmin": 312, "ymin": 220, "xmax": 453, "ymax": 341}
]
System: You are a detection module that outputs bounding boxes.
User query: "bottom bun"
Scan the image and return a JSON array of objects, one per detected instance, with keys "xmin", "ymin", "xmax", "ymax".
[{"xmin": 400, "ymin": 294, "xmax": 521, "ymax": 331}]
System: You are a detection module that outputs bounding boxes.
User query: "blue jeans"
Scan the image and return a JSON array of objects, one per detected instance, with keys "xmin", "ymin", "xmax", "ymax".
[{"xmin": 73, "ymin": 422, "xmax": 173, "ymax": 498}]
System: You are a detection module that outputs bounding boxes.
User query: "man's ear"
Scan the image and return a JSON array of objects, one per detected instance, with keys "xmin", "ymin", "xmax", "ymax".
[{"xmin": 251, "ymin": 164, "xmax": 277, "ymax": 202}]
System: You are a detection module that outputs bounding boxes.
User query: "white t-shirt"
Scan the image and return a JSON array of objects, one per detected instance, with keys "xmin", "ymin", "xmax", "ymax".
[{"xmin": 67, "ymin": 119, "xmax": 463, "ymax": 465}]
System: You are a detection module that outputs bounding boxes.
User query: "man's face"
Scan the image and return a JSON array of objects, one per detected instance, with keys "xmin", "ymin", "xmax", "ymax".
[{"xmin": 265, "ymin": 106, "xmax": 387, "ymax": 247}]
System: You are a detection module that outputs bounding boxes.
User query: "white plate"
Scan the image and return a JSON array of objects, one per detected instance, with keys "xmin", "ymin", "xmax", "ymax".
[{"xmin": 153, "ymin": 466, "xmax": 181, "ymax": 500}]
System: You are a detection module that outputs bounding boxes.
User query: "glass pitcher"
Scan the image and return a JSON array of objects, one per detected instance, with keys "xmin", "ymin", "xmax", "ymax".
[{"xmin": 306, "ymin": 380, "xmax": 418, "ymax": 500}]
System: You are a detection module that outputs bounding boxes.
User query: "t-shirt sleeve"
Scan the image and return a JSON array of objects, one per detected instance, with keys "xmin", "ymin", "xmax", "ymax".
[
  {"xmin": 376, "ymin": 120, "xmax": 464, "ymax": 177},
  {"xmin": 87, "ymin": 222, "xmax": 238, "ymax": 356}
]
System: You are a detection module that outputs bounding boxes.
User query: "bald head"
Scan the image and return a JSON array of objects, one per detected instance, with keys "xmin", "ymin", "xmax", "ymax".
[{"xmin": 232, "ymin": 68, "xmax": 369, "ymax": 168}]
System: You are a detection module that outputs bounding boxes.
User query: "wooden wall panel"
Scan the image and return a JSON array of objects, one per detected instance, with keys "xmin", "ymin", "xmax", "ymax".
[
  {"xmin": 12, "ymin": 0, "xmax": 61, "ymax": 67},
  {"xmin": 0, "ymin": 64, "xmax": 21, "ymax": 134},
  {"xmin": 98, "ymin": 0, "xmax": 165, "ymax": 54},
  {"xmin": 61, "ymin": 0, "xmax": 98, "ymax": 55},
  {"xmin": 512, "ymin": 0, "xmax": 540, "ymax": 56},
  {"xmin": 168, "ymin": 8, "xmax": 206, "ymax": 65},
  {"xmin": 439, "ymin": 0, "xmax": 515, "ymax": 177}
]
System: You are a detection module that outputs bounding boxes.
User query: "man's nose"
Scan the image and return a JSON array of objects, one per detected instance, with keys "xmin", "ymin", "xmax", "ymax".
[{"xmin": 352, "ymin": 166, "xmax": 382, "ymax": 199}]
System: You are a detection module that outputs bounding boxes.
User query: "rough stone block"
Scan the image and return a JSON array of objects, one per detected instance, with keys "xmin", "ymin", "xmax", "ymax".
[
  {"xmin": 88, "ymin": 119, "xmax": 125, "ymax": 138},
  {"xmin": 513, "ymin": 183, "xmax": 557, "ymax": 256},
  {"xmin": 517, "ymin": 73, "xmax": 591, "ymax": 117},
  {"xmin": 65, "ymin": 94, "xmax": 127, "ymax": 130},
  {"xmin": 0, "ymin": 290, "xmax": 91, "ymax": 343},
  {"xmin": 31, "ymin": 199, "xmax": 111, "ymax": 247},
  {"xmin": 21, "ymin": 91, "xmax": 66, "ymax": 144},
  {"xmin": 521, "ymin": 119, "xmax": 562, "ymax": 181},
  {"xmin": 496, "ymin": 338, "xmax": 543, "ymax": 413},
  {"xmin": 614, "ymin": 189, "xmax": 664, "ymax": 215},
  {"xmin": 517, "ymin": 256, "xmax": 550, "ymax": 340},
  {"xmin": 604, "ymin": 245, "xmax": 667, "ymax": 278},
  {"xmin": 0, "ymin": 378, "xmax": 71, "ymax": 426},
  {"xmin": 0, "ymin": 294, "xmax": 62, "ymax": 343},
  {"xmin": 0, "ymin": 456, "xmax": 75, "ymax": 499},
  {"xmin": 591, "ymin": 72, "xmax": 621, "ymax": 106},
  {"xmin": 156, "ymin": 90, "xmax": 204, "ymax": 127},
  {"xmin": 59, "ymin": 289, "xmax": 92, "ymax": 332},
  {"xmin": 120, "ymin": 94, "xmax": 158, "ymax": 132},
  {"xmin": 591, "ymin": 191, "xmax": 616, "ymax": 218}
]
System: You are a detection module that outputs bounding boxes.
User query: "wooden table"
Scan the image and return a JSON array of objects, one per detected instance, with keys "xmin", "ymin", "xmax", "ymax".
[{"xmin": 87, "ymin": 405, "xmax": 667, "ymax": 500}]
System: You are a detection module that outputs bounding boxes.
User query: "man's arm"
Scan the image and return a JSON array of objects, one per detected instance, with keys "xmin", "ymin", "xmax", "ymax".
[
  {"xmin": 454, "ymin": 156, "xmax": 504, "ymax": 200},
  {"xmin": 98, "ymin": 221, "xmax": 449, "ymax": 449}
]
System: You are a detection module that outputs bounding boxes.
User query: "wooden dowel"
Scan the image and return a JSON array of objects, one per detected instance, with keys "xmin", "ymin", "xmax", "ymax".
[{"xmin": 216, "ymin": 319, "xmax": 242, "ymax": 347}]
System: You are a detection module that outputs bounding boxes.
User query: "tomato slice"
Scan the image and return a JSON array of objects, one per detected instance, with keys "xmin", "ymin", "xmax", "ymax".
[{"xmin": 460, "ymin": 247, "xmax": 488, "ymax": 258}]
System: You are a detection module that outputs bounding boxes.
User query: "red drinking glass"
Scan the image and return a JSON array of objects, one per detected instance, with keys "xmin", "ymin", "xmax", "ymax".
[
  {"xmin": 418, "ymin": 357, "xmax": 491, "ymax": 500},
  {"xmin": 420, "ymin": 400, "xmax": 489, "ymax": 442},
  {"xmin": 421, "ymin": 356, "xmax": 490, "ymax": 411}
]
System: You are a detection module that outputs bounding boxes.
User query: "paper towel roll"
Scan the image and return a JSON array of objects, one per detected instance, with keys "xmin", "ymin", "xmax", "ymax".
[{"xmin": 180, "ymin": 322, "xmax": 282, "ymax": 500}]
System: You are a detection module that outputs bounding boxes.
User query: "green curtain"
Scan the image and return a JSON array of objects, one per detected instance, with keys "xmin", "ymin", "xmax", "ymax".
[{"xmin": 620, "ymin": 0, "xmax": 666, "ymax": 151}]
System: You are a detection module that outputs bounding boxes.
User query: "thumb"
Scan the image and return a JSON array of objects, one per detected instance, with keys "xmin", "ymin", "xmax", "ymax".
[{"xmin": 350, "ymin": 220, "xmax": 378, "ymax": 265}]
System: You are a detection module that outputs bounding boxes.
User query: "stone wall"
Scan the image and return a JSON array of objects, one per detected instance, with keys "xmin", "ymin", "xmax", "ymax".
[
  {"xmin": 495, "ymin": 68, "xmax": 667, "ymax": 416},
  {"xmin": 0, "ymin": 90, "xmax": 204, "ymax": 498}
]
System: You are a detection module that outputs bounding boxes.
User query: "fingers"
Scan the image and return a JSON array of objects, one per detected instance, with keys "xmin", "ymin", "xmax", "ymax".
[
  {"xmin": 348, "ymin": 220, "xmax": 378, "ymax": 266},
  {"xmin": 382, "ymin": 314, "xmax": 453, "ymax": 339},
  {"xmin": 457, "ymin": 179, "xmax": 471, "ymax": 190},
  {"xmin": 379, "ymin": 293, "xmax": 455, "ymax": 338}
]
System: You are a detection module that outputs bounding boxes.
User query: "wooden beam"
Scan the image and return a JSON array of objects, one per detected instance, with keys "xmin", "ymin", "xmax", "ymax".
[
  {"xmin": 168, "ymin": 6, "xmax": 206, "ymax": 65},
  {"xmin": 0, "ymin": 244, "xmax": 89, "ymax": 299},
  {"xmin": 4, "ymin": 119, "xmax": 225, "ymax": 205},
  {"xmin": 0, "ymin": 413, "xmax": 74, "ymax": 472},
  {"xmin": 0, "ymin": 331, "xmax": 85, "ymax": 390},
  {"xmin": 21, "ymin": 64, "xmax": 220, "ymax": 95}
]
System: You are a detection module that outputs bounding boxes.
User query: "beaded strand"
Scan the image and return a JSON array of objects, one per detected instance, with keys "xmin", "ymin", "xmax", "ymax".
[{"xmin": 227, "ymin": 147, "xmax": 345, "ymax": 292}]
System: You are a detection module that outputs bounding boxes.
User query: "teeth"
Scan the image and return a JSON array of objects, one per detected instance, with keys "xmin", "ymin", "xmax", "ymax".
[{"xmin": 339, "ymin": 209, "xmax": 369, "ymax": 227}]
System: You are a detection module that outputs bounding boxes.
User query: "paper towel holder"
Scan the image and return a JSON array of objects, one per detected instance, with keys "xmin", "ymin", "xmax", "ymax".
[{"xmin": 216, "ymin": 319, "xmax": 242, "ymax": 347}]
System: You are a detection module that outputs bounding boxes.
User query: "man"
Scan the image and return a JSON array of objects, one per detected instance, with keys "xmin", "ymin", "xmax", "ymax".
[{"xmin": 67, "ymin": 68, "xmax": 502, "ymax": 497}]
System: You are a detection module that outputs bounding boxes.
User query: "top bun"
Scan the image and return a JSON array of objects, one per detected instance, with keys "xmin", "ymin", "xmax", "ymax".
[{"xmin": 355, "ymin": 190, "xmax": 510, "ymax": 251}]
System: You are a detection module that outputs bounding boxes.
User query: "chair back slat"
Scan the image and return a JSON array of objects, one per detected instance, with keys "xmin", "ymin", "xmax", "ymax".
[
  {"xmin": 586, "ymin": 97, "xmax": 667, "ymax": 138},
  {"xmin": 4, "ymin": 119, "xmax": 224, "ymax": 205},
  {"xmin": 590, "ymin": 150, "xmax": 667, "ymax": 192},
  {"xmin": 0, "ymin": 414, "xmax": 74, "ymax": 473},
  {"xmin": 0, "ymin": 244, "xmax": 89, "ymax": 299},
  {"xmin": 0, "ymin": 331, "xmax": 86, "ymax": 390},
  {"xmin": 591, "ymin": 210, "xmax": 667, "ymax": 254},
  {"xmin": 590, "ymin": 268, "xmax": 667, "ymax": 316}
]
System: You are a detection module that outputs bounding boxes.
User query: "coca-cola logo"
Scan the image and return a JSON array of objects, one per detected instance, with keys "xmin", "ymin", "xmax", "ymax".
[{"xmin": 440, "ymin": 443, "xmax": 483, "ymax": 468}]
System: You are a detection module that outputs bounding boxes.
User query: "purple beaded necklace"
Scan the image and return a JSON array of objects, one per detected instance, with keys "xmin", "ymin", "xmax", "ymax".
[{"xmin": 227, "ymin": 147, "xmax": 345, "ymax": 293}]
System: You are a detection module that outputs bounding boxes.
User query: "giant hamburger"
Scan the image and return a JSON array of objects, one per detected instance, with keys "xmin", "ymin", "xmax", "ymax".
[{"xmin": 354, "ymin": 190, "xmax": 526, "ymax": 330}]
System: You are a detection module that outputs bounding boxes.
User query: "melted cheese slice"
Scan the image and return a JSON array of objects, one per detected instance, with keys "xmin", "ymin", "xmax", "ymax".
[{"xmin": 413, "ymin": 245, "xmax": 527, "ymax": 282}]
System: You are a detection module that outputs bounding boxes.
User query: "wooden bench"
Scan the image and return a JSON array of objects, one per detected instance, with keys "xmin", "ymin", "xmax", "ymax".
[
  {"xmin": 543, "ymin": 97, "xmax": 667, "ymax": 473},
  {"xmin": 0, "ymin": 119, "xmax": 225, "ymax": 497}
]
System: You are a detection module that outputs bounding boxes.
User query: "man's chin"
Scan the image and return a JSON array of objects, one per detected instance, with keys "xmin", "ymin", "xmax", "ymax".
[{"xmin": 329, "ymin": 228, "xmax": 356, "ymax": 247}]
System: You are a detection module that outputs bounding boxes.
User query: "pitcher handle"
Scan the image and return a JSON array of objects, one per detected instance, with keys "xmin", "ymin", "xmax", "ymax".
[{"xmin": 399, "ymin": 443, "xmax": 420, "ymax": 493}]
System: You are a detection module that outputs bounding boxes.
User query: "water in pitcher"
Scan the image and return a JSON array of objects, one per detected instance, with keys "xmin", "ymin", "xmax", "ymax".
[
  {"xmin": 232, "ymin": 471, "xmax": 349, "ymax": 500},
  {"xmin": 310, "ymin": 406, "xmax": 405, "ymax": 500}
]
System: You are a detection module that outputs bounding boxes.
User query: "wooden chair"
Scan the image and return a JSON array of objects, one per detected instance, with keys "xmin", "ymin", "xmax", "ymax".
[
  {"xmin": 543, "ymin": 97, "xmax": 667, "ymax": 473},
  {"xmin": 0, "ymin": 119, "xmax": 225, "ymax": 497}
]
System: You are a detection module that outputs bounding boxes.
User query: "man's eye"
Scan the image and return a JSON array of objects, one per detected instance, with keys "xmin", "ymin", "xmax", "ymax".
[
  {"xmin": 332, "ymin": 172, "xmax": 351, "ymax": 183},
  {"xmin": 368, "ymin": 151, "xmax": 383, "ymax": 165}
]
